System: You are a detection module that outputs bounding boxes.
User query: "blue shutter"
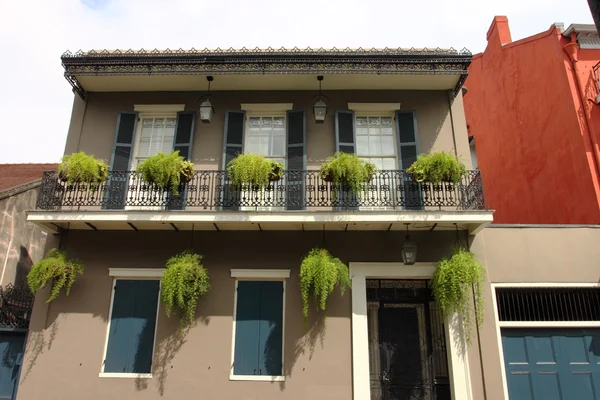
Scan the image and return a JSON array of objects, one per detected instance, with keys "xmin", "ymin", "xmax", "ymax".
[
  {"xmin": 106, "ymin": 112, "xmax": 138, "ymax": 209},
  {"xmin": 130, "ymin": 280, "xmax": 159, "ymax": 374},
  {"xmin": 104, "ymin": 280, "xmax": 137, "ymax": 373},
  {"xmin": 396, "ymin": 111, "xmax": 423, "ymax": 210},
  {"xmin": 0, "ymin": 332, "xmax": 26, "ymax": 400},
  {"xmin": 258, "ymin": 281, "xmax": 283, "ymax": 376},
  {"xmin": 286, "ymin": 111, "xmax": 306, "ymax": 211},
  {"xmin": 335, "ymin": 110, "xmax": 356, "ymax": 154},
  {"xmin": 233, "ymin": 281, "xmax": 261, "ymax": 375},
  {"xmin": 168, "ymin": 111, "xmax": 196, "ymax": 210},
  {"xmin": 222, "ymin": 111, "xmax": 245, "ymax": 211},
  {"xmin": 104, "ymin": 280, "xmax": 159, "ymax": 374}
]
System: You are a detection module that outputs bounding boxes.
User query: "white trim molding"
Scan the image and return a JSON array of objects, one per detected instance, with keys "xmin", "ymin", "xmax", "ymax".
[
  {"xmin": 350, "ymin": 262, "xmax": 472, "ymax": 400},
  {"xmin": 229, "ymin": 375, "xmax": 285, "ymax": 382},
  {"xmin": 347, "ymin": 103, "xmax": 401, "ymax": 112},
  {"xmin": 133, "ymin": 104, "xmax": 185, "ymax": 113},
  {"xmin": 108, "ymin": 268, "xmax": 165, "ymax": 278},
  {"xmin": 240, "ymin": 103, "xmax": 293, "ymax": 112},
  {"xmin": 230, "ymin": 269, "xmax": 290, "ymax": 279},
  {"xmin": 98, "ymin": 373, "xmax": 153, "ymax": 379}
]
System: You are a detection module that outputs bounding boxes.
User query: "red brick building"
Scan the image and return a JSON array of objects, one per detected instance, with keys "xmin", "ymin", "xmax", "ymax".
[{"xmin": 464, "ymin": 16, "xmax": 600, "ymax": 224}]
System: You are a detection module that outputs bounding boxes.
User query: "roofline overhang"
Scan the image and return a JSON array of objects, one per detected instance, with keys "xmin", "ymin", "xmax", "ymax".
[
  {"xmin": 562, "ymin": 23, "xmax": 598, "ymax": 36},
  {"xmin": 61, "ymin": 47, "xmax": 472, "ymax": 99}
]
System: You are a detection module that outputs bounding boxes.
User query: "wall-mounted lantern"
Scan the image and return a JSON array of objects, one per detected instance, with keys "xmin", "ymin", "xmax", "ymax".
[
  {"xmin": 198, "ymin": 76, "xmax": 214, "ymax": 122},
  {"xmin": 401, "ymin": 224, "xmax": 418, "ymax": 265},
  {"xmin": 312, "ymin": 76, "xmax": 328, "ymax": 123}
]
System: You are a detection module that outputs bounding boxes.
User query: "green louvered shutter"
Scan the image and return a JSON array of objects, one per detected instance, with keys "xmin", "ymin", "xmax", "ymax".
[
  {"xmin": 233, "ymin": 281, "xmax": 261, "ymax": 375},
  {"xmin": 168, "ymin": 111, "xmax": 196, "ymax": 210},
  {"xmin": 396, "ymin": 111, "xmax": 423, "ymax": 210},
  {"xmin": 258, "ymin": 281, "xmax": 283, "ymax": 376},
  {"xmin": 222, "ymin": 111, "xmax": 245, "ymax": 210},
  {"xmin": 104, "ymin": 279, "xmax": 159, "ymax": 374},
  {"xmin": 106, "ymin": 112, "xmax": 137, "ymax": 209},
  {"xmin": 335, "ymin": 110, "xmax": 358, "ymax": 209},
  {"xmin": 286, "ymin": 110, "xmax": 306, "ymax": 210}
]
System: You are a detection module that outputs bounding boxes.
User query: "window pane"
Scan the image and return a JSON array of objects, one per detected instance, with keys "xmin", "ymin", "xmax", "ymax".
[
  {"xmin": 357, "ymin": 136, "xmax": 369, "ymax": 155},
  {"xmin": 369, "ymin": 136, "xmax": 381, "ymax": 156},
  {"xmin": 383, "ymin": 158, "xmax": 397, "ymax": 170},
  {"xmin": 272, "ymin": 136, "xmax": 285, "ymax": 156},
  {"xmin": 356, "ymin": 117, "xmax": 368, "ymax": 136},
  {"xmin": 246, "ymin": 137, "xmax": 260, "ymax": 153},
  {"xmin": 381, "ymin": 136, "xmax": 394, "ymax": 156}
]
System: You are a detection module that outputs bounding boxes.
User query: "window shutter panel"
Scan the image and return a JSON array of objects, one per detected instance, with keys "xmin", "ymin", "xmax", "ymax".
[
  {"xmin": 168, "ymin": 111, "xmax": 196, "ymax": 210},
  {"xmin": 130, "ymin": 280, "xmax": 159, "ymax": 374},
  {"xmin": 233, "ymin": 281, "xmax": 261, "ymax": 376},
  {"xmin": 222, "ymin": 111, "xmax": 245, "ymax": 211},
  {"xmin": 395, "ymin": 111, "xmax": 422, "ymax": 210},
  {"xmin": 335, "ymin": 110, "xmax": 358, "ymax": 208},
  {"xmin": 106, "ymin": 112, "xmax": 138, "ymax": 210},
  {"xmin": 286, "ymin": 110, "xmax": 306, "ymax": 211},
  {"xmin": 258, "ymin": 281, "xmax": 283, "ymax": 376},
  {"xmin": 335, "ymin": 110, "xmax": 356, "ymax": 154},
  {"xmin": 104, "ymin": 280, "xmax": 137, "ymax": 373}
]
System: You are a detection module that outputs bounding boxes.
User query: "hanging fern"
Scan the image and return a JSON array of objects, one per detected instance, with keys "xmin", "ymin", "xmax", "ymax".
[
  {"xmin": 58, "ymin": 151, "xmax": 108, "ymax": 185},
  {"xmin": 136, "ymin": 151, "xmax": 194, "ymax": 195},
  {"xmin": 27, "ymin": 249, "xmax": 84, "ymax": 303},
  {"xmin": 407, "ymin": 151, "xmax": 466, "ymax": 184},
  {"xmin": 300, "ymin": 248, "xmax": 351, "ymax": 320},
  {"xmin": 161, "ymin": 251, "xmax": 210, "ymax": 327},
  {"xmin": 432, "ymin": 248, "xmax": 486, "ymax": 343},
  {"xmin": 226, "ymin": 153, "xmax": 284, "ymax": 188},
  {"xmin": 319, "ymin": 152, "xmax": 376, "ymax": 194}
]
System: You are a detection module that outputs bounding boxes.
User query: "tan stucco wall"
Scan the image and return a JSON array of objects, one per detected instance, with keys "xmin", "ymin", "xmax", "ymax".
[
  {"xmin": 468, "ymin": 226, "xmax": 600, "ymax": 400},
  {"xmin": 65, "ymin": 90, "xmax": 471, "ymax": 169},
  {"xmin": 19, "ymin": 230, "xmax": 457, "ymax": 400}
]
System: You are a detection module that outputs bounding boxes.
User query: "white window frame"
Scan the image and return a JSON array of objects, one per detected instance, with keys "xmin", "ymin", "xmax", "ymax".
[
  {"xmin": 491, "ymin": 282, "xmax": 600, "ymax": 400},
  {"xmin": 229, "ymin": 269, "xmax": 290, "ymax": 382},
  {"xmin": 99, "ymin": 268, "xmax": 165, "ymax": 379},
  {"xmin": 350, "ymin": 262, "xmax": 473, "ymax": 400}
]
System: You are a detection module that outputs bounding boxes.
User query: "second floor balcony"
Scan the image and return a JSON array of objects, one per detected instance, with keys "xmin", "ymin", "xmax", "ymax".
[{"xmin": 29, "ymin": 168, "xmax": 492, "ymax": 234}]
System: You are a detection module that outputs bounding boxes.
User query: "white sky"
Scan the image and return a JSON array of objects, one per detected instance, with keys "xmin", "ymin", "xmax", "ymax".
[{"xmin": 0, "ymin": 0, "xmax": 594, "ymax": 163}]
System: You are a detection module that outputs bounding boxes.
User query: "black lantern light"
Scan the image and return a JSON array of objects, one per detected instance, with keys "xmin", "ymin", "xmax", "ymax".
[
  {"xmin": 312, "ymin": 76, "xmax": 328, "ymax": 122},
  {"xmin": 198, "ymin": 76, "xmax": 214, "ymax": 122},
  {"xmin": 401, "ymin": 224, "xmax": 418, "ymax": 265}
]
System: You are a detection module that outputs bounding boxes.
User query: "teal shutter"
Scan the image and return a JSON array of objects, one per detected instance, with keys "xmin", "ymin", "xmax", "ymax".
[
  {"xmin": 396, "ymin": 111, "xmax": 422, "ymax": 210},
  {"xmin": 258, "ymin": 281, "xmax": 283, "ymax": 376},
  {"xmin": 286, "ymin": 111, "xmax": 306, "ymax": 210},
  {"xmin": 104, "ymin": 280, "xmax": 159, "ymax": 374},
  {"xmin": 233, "ymin": 281, "xmax": 261, "ymax": 375},
  {"xmin": 335, "ymin": 110, "xmax": 356, "ymax": 154},
  {"xmin": 222, "ymin": 111, "xmax": 245, "ymax": 210},
  {"xmin": 168, "ymin": 111, "xmax": 196, "ymax": 210},
  {"xmin": 335, "ymin": 110, "xmax": 358, "ymax": 208},
  {"xmin": 106, "ymin": 112, "xmax": 138, "ymax": 209}
]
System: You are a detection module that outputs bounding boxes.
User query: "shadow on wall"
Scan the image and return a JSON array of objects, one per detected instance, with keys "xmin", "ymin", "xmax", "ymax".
[{"xmin": 15, "ymin": 246, "xmax": 33, "ymax": 286}]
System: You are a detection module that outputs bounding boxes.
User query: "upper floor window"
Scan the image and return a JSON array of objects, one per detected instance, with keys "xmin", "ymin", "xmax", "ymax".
[
  {"xmin": 245, "ymin": 116, "xmax": 286, "ymax": 165},
  {"xmin": 134, "ymin": 117, "xmax": 177, "ymax": 167},
  {"xmin": 356, "ymin": 115, "xmax": 397, "ymax": 170}
]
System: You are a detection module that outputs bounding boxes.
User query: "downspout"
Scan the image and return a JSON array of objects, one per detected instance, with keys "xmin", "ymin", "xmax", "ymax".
[
  {"xmin": 447, "ymin": 90, "xmax": 459, "ymax": 158},
  {"xmin": 563, "ymin": 35, "xmax": 600, "ymax": 197}
]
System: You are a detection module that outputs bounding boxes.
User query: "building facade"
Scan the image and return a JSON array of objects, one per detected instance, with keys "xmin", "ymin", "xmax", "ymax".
[{"xmin": 464, "ymin": 16, "xmax": 600, "ymax": 224}]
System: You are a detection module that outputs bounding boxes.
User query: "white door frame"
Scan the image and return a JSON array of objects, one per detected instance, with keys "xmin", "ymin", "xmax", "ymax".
[{"xmin": 350, "ymin": 262, "xmax": 473, "ymax": 400}]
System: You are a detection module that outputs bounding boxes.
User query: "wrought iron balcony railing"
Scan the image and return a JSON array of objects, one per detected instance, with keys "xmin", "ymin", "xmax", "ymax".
[{"xmin": 36, "ymin": 170, "xmax": 485, "ymax": 211}]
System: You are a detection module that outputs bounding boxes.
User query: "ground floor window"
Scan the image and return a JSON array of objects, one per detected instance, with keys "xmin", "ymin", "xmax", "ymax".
[
  {"xmin": 103, "ymin": 279, "xmax": 160, "ymax": 375},
  {"xmin": 366, "ymin": 279, "xmax": 450, "ymax": 400},
  {"xmin": 231, "ymin": 280, "xmax": 285, "ymax": 379}
]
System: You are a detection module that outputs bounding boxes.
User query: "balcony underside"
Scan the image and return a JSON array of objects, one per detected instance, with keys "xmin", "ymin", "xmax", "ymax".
[{"xmin": 27, "ymin": 210, "xmax": 493, "ymax": 235}]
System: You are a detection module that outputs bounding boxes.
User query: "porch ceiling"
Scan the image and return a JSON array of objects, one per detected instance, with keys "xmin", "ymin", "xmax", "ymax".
[{"xmin": 27, "ymin": 210, "xmax": 493, "ymax": 235}]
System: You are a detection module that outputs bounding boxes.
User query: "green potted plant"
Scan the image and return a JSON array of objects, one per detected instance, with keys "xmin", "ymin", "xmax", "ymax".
[
  {"xmin": 161, "ymin": 251, "xmax": 210, "ymax": 327},
  {"xmin": 300, "ymin": 248, "xmax": 351, "ymax": 321},
  {"xmin": 226, "ymin": 153, "xmax": 284, "ymax": 189},
  {"xmin": 432, "ymin": 248, "xmax": 486, "ymax": 343},
  {"xmin": 58, "ymin": 151, "xmax": 108, "ymax": 185},
  {"xmin": 136, "ymin": 151, "xmax": 194, "ymax": 195},
  {"xmin": 407, "ymin": 151, "xmax": 467, "ymax": 184},
  {"xmin": 27, "ymin": 249, "xmax": 84, "ymax": 303},
  {"xmin": 319, "ymin": 152, "xmax": 376, "ymax": 193}
]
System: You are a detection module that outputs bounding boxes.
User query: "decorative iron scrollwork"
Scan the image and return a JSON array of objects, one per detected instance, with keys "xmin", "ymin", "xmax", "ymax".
[{"xmin": 0, "ymin": 284, "xmax": 34, "ymax": 329}]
